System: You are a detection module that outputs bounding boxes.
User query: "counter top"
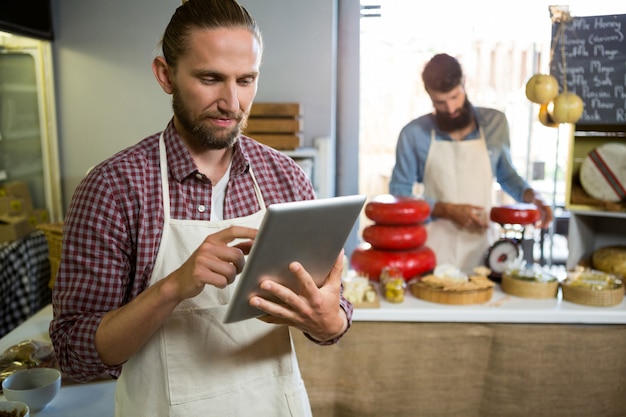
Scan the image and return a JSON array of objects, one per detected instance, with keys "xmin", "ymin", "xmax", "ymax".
[
  {"xmin": 0, "ymin": 305, "xmax": 115, "ymax": 417},
  {"xmin": 0, "ymin": 305, "xmax": 53, "ymax": 353},
  {"xmin": 353, "ymin": 284, "xmax": 626, "ymax": 324},
  {"xmin": 2, "ymin": 286, "xmax": 625, "ymax": 415}
]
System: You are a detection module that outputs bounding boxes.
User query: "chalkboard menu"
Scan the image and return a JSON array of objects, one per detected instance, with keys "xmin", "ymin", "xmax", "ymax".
[{"xmin": 550, "ymin": 14, "xmax": 626, "ymax": 125}]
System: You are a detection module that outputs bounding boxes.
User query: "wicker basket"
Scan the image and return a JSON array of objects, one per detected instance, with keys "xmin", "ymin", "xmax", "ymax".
[
  {"xmin": 501, "ymin": 273, "xmax": 558, "ymax": 299},
  {"xmin": 37, "ymin": 222, "xmax": 64, "ymax": 288},
  {"xmin": 409, "ymin": 281, "xmax": 493, "ymax": 305},
  {"xmin": 561, "ymin": 283, "xmax": 624, "ymax": 307}
]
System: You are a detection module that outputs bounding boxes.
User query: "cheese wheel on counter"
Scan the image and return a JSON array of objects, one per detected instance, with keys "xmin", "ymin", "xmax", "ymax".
[{"xmin": 593, "ymin": 246, "xmax": 626, "ymax": 278}]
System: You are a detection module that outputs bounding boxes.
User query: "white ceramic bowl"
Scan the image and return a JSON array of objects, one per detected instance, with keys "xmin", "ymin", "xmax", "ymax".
[
  {"xmin": 2, "ymin": 368, "xmax": 61, "ymax": 412},
  {"xmin": 0, "ymin": 400, "xmax": 30, "ymax": 416}
]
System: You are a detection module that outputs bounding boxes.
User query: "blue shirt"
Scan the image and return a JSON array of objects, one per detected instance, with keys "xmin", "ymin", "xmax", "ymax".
[{"xmin": 389, "ymin": 106, "xmax": 530, "ymax": 213}]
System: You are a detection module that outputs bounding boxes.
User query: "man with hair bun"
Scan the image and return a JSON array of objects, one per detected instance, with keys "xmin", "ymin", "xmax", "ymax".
[{"xmin": 50, "ymin": 1, "xmax": 350, "ymax": 415}]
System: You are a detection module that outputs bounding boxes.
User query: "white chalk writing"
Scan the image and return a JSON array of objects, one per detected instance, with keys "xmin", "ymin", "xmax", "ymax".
[{"xmin": 553, "ymin": 15, "xmax": 625, "ymax": 124}]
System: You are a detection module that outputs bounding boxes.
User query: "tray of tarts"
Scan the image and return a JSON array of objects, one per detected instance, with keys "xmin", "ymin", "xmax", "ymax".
[
  {"xmin": 409, "ymin": 265, "xmax": 495, "ymax": 305},
  {"xmin": 561, "ymin": 267, "xmax": 624, "ymax": 307},
  {"xmin": 501, "ymin": 267, "xmax": 559, "ymax": 299}
]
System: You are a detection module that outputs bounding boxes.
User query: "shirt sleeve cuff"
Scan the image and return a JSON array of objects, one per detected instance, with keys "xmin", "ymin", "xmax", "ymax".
[{"xmin": 303, "ymin": 299, "xmax": 353, "ymax": 346}]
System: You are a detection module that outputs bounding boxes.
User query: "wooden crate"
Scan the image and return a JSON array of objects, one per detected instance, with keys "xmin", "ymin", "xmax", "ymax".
[
  {"xmin": 244, "ymin": 102, "xmax": 303, "ymax": 150},
  {"xmin": 37, "ymin": 222, "xmax": 64, "ymax": 289}
]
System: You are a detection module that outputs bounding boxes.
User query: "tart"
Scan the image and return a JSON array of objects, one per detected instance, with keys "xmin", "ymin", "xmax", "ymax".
[
  {"xmin": 501, "ymin": 268, "xmax": 558, "ymax": 298},
  {"xmin": 561, "ymin": 268, "xmax": 624, "ymax": 307},
  {"xmin": 409, "ymin": 265, "xmax": 495, "ymax": 305}
]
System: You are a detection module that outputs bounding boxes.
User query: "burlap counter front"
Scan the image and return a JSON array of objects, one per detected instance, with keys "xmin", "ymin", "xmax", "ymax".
[{"xmin": 292, "ymin": 322, "xmax": 626, "ymax": 417}]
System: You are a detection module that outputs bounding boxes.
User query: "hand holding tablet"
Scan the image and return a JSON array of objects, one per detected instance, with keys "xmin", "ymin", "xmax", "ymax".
[{"xmin": 223, "ymin": 194, "xmax": 366, "ymax": 323}]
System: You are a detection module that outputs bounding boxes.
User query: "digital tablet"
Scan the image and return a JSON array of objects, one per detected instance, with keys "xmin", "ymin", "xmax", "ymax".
[{"xmin": 223, "ymin": 194, "xmax": 366, "ymax": 324}]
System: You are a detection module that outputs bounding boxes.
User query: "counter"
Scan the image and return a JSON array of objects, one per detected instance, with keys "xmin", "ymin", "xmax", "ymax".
[
  {"xmin": 353, "ymin": 284, "xmax": 626, "ymax": 324},
  {"xmin": 0, "ymin": 305, "xmax": 115, "ymax": 417},
  {"xmin": 3, "ymin": 284, "xmax": 626, "ymax": 417},
  {"xmin": 293, "ymin": 285, "xmax": 626, "ymax": 417}
]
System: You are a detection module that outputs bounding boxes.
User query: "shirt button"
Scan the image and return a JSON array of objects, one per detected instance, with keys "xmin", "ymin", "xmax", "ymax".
[
  {"xmin": 195, "ymin": 173, "xmax": 203, "ymax": 180},
  {"xmin": 198, "ymin": 205, "xmax": 206, "ymax": 213}
]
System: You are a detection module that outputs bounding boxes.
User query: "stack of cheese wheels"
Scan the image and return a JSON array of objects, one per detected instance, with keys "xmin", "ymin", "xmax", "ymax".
[{"xmin": 350, "ymin": 194, "xmax": 436, "ymax": 281}]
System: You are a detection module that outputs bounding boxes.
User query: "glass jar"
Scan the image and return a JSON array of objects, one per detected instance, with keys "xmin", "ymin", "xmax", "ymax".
[{"xmin": 380, "ymin": 266, "xmax": 406, "ymax": 303}]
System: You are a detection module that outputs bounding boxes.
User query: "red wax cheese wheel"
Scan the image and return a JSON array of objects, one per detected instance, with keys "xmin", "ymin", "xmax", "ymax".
[
  {"xmin": 490, "ymin": 204, "xmax": 540, "ymax": 226},
  {"xmin": 365, "ymin": 194, "xmax": 430, "ymax": 225},
  {"xmin": 362, "ymin": 223, "xmax": 427, "ymax": 250},
  {"xmin": 350, "ymin": 244, "xmax": 436, "ymax": 281}
]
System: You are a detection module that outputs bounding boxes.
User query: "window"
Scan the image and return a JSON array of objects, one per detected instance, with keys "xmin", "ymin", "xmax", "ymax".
[{"xmin": 358, "ymin": 0, "xmax": 626, "ymax": 265}]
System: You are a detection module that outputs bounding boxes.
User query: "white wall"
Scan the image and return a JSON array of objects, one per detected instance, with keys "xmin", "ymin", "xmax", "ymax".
[
  {"xmin": 50, "ymin": 0, "xmax": 340, "ymax": 210},
  {"xmin": 242, "ymin": 0, "xmax": 337, "ymax": 143}
]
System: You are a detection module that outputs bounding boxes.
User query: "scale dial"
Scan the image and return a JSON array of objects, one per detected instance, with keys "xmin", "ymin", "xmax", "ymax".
[{"xmin": 485, "ymin": 239, "xmax": 521, "ymax": 277}]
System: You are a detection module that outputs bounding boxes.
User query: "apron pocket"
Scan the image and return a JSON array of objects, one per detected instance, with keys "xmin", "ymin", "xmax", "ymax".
[
  {"xmin": 163, "ymin": 306, "xmax": 294, "ymax": 405},
  {"xmin": 285, "ymin": 379, "xmax": 313, "ymax": 417}
]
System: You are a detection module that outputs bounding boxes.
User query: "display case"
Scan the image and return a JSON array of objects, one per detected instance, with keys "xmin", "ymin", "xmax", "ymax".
[
  {"xmin": 0, "ymin": 33, "xmax": 62, "ymax": 222},
  {"xmin": 565, "ymin": 124, "xmax": 626, "ymax": 269},
  {"xmin": 567, "ymin": 210, "xmax": 626, "ymax": 269},
  {"xmin": 565, "ymin": 124, "xmax": 626, "ymax": 212}
]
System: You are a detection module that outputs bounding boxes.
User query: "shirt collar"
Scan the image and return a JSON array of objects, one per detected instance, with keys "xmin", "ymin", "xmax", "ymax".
[{"xmin": 162, "ymin": 120, "xmax": 250, "ymax": 183}]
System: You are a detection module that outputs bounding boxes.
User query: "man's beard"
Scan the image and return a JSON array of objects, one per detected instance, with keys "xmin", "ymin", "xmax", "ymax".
[
  {"xmin": 434, "ymin": 97, "xmax": 473, "ymax": 132},
  {"xmin": 172, "ymin": 87, "xmax": 248, "ymax": 150}
]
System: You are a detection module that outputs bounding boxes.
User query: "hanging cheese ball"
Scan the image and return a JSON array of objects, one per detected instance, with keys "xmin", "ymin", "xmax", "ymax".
[
  {"xmin": 525, "ymin": 74, "xmax": 559, "ymax": 104},
  {"xmin": 551, "ymin": 92, "xmax": 584, "ymax": 124},
  {"xmin": 538, "ymin": 102, "xmax": 558, "ymax": 128}
]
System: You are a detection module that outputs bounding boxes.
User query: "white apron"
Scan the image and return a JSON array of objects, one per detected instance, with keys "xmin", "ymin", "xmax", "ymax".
[
  {"xmin": 114, "ymin": 133, "xmax": 311, "ymax": 417},
  {"xmin": 423, "ymin": 129, "xmax": 494, "ymax": 273}
]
